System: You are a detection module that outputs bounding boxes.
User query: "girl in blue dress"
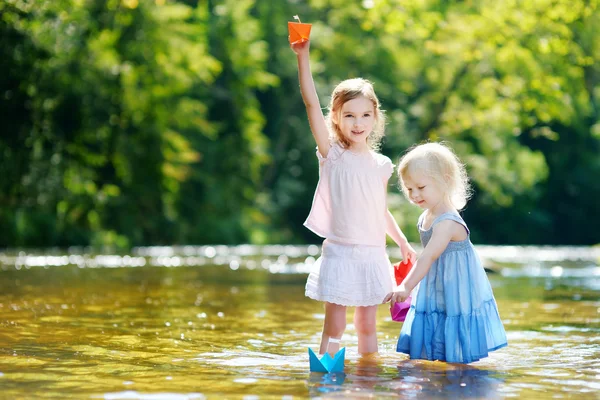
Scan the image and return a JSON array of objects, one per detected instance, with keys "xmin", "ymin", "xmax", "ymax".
[{"xmin": 384, "ymin": 142, "xmax": 507, "ymax": 363}]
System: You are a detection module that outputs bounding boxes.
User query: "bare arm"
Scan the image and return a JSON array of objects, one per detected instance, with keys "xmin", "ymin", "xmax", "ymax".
[
  {"xmin": 385, "ymin": 209, "xmax": 416, "ymax": 262},
  {"xmin": 384, "ymin": 185, "xmax": 416, "ymax": 262},
  {"xmin": 400, "ymin": 220, "xmax": 454, "ymax": 292},
  {"xmin": 383, "ymin": 220, "xmax": 457, "ymax": 304},
  {"xmin": 291, "ymin": 40, "xmax": 330, "ymax": 157}
]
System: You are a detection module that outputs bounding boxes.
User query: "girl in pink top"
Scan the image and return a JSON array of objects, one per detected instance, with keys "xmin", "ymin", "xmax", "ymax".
[{"xmin": 291, "ymin": 38, "xmax": 417, "ymax": 356}]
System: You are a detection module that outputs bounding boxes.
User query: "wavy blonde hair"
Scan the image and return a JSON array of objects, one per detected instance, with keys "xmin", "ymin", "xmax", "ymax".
[
  {"xmin": 398, "ymin": 142, "xmax": 472, "ymax": 210},
  {"xmin": 325, "ymin": 78, "xmax": 386, "ymax": 151}
]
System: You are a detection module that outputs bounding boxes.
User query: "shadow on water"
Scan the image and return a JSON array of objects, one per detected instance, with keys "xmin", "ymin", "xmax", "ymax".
[
  {"xmin": 387, "ymin": 361, "xmax": 506, "ymax": 399},
  {"xmin": 0, "ymin": 245, "xmax": 599, "ymax": 399},
  {"xmin": 307, "ymin": 353, "xmax": 507, "ymax": 399}
]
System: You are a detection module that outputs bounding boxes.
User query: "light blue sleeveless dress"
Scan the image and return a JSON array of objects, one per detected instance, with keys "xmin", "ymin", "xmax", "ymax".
[{"xmin": 397, "ymin": 212, "xmax": 507, "ymax": 363}]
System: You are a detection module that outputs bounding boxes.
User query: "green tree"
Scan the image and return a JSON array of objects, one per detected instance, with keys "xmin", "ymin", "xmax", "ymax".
[{"xmin": 0, "ymin": 0, "xmax": 220, "ymax": 247}]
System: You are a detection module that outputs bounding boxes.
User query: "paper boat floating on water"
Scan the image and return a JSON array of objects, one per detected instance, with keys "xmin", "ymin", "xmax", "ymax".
[{"xmin": 308, "ymin": 347, "xmax": 345, "ymax": 373}]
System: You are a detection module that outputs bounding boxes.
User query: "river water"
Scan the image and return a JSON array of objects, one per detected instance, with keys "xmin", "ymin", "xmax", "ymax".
[{"xmin": 0, "ymin": 245, "xmax": 598, "ymax": 399}]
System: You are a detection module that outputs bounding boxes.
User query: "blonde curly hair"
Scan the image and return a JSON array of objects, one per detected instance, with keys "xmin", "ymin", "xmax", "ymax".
[
  {"xmin": 398, "ymin": 142, "xmax": 472, "ymax": 210},
  {"xmin": 325, "ymin": 78, "xmax": 386, "ymax": 151}
]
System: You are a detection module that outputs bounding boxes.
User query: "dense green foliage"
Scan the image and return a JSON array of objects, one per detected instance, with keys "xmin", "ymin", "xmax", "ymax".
[{"xmin": 1, "ymin": 0, "xmax": 599, "ymax": 248}]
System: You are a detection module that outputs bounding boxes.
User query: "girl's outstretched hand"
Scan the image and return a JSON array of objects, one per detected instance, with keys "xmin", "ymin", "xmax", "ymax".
[
  {"xmin": 400, "ymin": 241, "xmax": 417, "ymax": 264},
  {"xmin": 383, "ymin": 285, "xmax": 411, "ymax": 306},
  {"xmin": 290, "ymin": 39, "xmax": 310, "ymax": 56}
]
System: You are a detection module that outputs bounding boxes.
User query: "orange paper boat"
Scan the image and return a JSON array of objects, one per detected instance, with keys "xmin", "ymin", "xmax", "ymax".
[{"xmin": 288, "ymin": 21, "xmax": 312, "ymax": 44}]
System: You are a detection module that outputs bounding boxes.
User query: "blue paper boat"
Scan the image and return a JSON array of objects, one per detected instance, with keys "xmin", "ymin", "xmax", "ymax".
[{"xmin": 308, "ymin": 347, "xmax": 345, "ymax": 373}]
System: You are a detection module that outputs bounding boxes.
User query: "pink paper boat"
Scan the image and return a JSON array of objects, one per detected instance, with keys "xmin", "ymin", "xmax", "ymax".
[{"xmin": 391, "ymin": 297, "xmax": 412, "ymax": 322}]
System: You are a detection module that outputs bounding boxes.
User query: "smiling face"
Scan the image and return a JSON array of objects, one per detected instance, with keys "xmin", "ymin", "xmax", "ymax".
[
  {"xmin": 335, "ymin": 96, "xmax": 375, "ymax": 148},
  {"xmin": 402, "ymin": 172, "xmax": 447, "ymax": 211}
]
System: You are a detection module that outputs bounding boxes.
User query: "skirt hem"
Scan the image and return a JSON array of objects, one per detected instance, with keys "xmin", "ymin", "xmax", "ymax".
[
  {"xmin": 397, "ymin": 341, "xmax": 508, "ymax": 364},
  {"xmin": 305, "ymin": 290, "xmax": 386, "ymax": 307}
]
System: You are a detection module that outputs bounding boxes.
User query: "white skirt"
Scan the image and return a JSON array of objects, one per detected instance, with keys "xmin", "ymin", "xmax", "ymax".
[{"xmin": 305, "ymin": 240, "xmax": 395, "ymax": 307}]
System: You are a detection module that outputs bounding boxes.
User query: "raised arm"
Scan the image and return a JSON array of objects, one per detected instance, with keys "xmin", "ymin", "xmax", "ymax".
[{"xmin": 290, "ymin": 40, "xmax": 330, "ymax": 157}]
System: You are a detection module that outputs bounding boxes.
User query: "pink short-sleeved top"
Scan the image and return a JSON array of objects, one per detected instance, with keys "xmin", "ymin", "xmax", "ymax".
[{"xmin": 304, "ymin": 142, "xmax": 395, "ymax": 246}]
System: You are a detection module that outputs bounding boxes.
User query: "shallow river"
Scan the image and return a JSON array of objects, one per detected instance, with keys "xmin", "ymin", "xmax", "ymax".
[{"xmin": 0, "ymin": 245, "xmax": 598, "ymax": 399}]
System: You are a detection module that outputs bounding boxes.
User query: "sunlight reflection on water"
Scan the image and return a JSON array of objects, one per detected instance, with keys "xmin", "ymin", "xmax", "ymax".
[
  {"xmin": 0, "ymin": 245, "xmax": 598, "ymax": 399},
  {"xmin": 2, "ymin": 244, "xmax": 600, "ymax": 275}
]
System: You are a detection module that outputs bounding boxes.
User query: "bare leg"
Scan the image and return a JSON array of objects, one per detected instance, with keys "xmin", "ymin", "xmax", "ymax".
[
  {"xmin": 320, "ymin": 302, "xmax": 346, "ymax": 355},
  {"xmin": 354, "ymin": 305, "xmax": 378, "ymax": 355}
]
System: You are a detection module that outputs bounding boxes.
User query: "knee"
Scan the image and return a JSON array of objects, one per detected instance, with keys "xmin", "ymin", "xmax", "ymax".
[
  {"xmin": 323, "ymin": 304, "xmax": 346, "ymax": 338},
  {"xmin": 324, "ymin": 319, "xmax": 346, "ymax": 338}
]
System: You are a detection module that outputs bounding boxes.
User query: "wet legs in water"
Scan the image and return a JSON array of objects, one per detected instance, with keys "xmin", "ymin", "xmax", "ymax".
[
  {"xmin": 354, "ymin": 305, "xmax": 378, "ymax": 354},
  {"xmin": 320, "ymin": 302, "xmax": 346, "ymax": 355},
  {"xmin": 320, "ymin": 303, "xmax": 378, "ymax": 355}
]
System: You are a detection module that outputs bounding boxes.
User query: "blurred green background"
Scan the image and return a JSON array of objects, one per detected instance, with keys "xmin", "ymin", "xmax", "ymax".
[{"xmin": 1, "ymin": 0, "xmax": 599, "ymax": 249}]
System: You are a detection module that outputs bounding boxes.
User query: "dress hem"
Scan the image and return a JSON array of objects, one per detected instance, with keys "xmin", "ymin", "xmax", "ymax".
[
  {"xmin": 305, "ymin": 290, "xmax": 385, "ymax": 307},
  {"xmin": 396, "ymin": 342, "xmax": 508, "ymax": 364}
]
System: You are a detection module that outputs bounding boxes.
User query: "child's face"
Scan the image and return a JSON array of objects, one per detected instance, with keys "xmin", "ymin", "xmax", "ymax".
[
  {"xmin": 403, "ymin": 172, "xmax": 445, "ymax": 211},
  {"xmin": 336, "ymin": 96, "xmax": 375, "ymax": 147}
]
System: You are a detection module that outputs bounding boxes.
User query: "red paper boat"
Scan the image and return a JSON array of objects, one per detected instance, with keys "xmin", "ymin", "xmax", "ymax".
[
  {"xmin": 390, "ymin": 259, "xmax": 413, "ymax": 322},
  {"xmin": 393, "ymin": 259, "xmax": 413, "ymax": 285}
]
